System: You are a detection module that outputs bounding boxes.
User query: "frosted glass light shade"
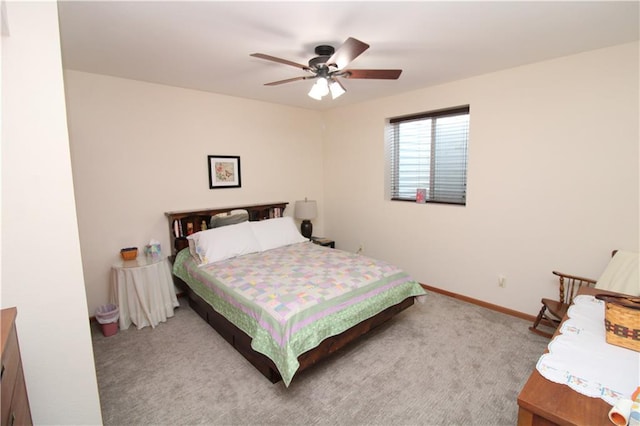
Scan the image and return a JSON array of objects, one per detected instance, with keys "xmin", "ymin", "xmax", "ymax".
[
  {"xmin": 308, "ymin": 78, "xmax": 329, "ymax": 100},
  {"xmin": 330, "ymin": 80, "xmax": 346, "ymax": 99},
  {"xmin": 308, "ymin": 84, "xmax": 323, "ymax": 100}
]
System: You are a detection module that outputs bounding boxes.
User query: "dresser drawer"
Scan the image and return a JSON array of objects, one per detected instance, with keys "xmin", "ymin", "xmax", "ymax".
[
  {"xmin": 1, "ymin": 308, "xmax": 31, "ymax": 426},
  {"xmin": 6, "ymin": 363, "xmax": 32, "ymax": 426},
  {"xmin": 1, "ymin": 327, "xmax": 19, "ymax": 426}
]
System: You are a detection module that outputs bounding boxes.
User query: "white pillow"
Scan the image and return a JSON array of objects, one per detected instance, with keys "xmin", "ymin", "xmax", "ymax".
[
  {"xmin": 250, "ymin": 216, "xmax": 308, "ymax": 251},
  {"xmin": 187, "ymin": 221, "xmax": 261, "ymax": 265},
  {"xmin": 187, "ymin": 238, "xmax": 203, "ymax": 265}
]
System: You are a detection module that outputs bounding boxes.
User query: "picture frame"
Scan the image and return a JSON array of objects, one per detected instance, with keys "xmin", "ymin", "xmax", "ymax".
[{"xmin": 208, "ymin": 155, "xmax": 241, "ymax": 189}]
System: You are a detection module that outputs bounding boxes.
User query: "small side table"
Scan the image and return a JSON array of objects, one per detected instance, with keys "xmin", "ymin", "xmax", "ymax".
[
  {"xmin": 311, "ymin": 237, "xmax": 335, "ymax": 248},
  {"xmin": 110, "ymin": 256, "xmax": 179, "ymax": 330}
]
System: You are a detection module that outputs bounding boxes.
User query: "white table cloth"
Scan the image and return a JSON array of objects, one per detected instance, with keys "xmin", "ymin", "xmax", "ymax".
[
  {"xmin": 111, "ymin": 257, "xmax": 179, "ymax": 330},
  {"xmin": 536, "ymin": 295, "xmax": 640, "ymax": 406}
]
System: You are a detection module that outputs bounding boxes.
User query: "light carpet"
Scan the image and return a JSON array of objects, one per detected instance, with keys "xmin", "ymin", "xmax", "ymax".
[{"xmin": 91, "ymin": 291, "xmax": 549, "ymax": 425}]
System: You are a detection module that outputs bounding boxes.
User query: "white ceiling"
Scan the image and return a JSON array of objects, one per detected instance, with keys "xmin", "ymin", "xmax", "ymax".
[{"xmin": 57, "ymin": 1, "xmax": 640, "ymax": 111}]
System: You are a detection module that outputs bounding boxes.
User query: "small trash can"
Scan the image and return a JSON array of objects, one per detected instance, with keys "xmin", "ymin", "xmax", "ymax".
[{"xmin": 95, "ymin": 304, "xmax": 119, "ymax": 337}]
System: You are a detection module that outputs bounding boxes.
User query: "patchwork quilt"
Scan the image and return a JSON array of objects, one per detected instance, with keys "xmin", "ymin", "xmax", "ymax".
[{"xmin": 173, "ymin": 241, "xmax": 426, "ymax": 386}]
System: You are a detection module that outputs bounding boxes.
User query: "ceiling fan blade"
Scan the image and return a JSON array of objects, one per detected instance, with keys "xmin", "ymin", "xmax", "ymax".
[
  {"xmin": 343, "ymin": 69, "xmax": 403, "ymax": 79},
  {"xmin": 327, "ymin": 37, "xmax": 370, "ymax": 69},
  {"xmin": 250, "ymin": 53, "xmax": 310, "ymax": 71},
  {"xmin": 264, "ymin": 76, "xmax": 308, "ymax": 86}
]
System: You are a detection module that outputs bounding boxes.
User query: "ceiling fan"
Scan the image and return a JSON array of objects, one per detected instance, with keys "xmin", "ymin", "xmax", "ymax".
[{"xmin": 250, "ymin": 37, "xmax": 402, "ymax": 100}]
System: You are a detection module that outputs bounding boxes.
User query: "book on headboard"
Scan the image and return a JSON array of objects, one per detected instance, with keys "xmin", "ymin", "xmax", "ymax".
[{"xmin": 270, "ymin": 207, "xmax": 283, "ymax": 218}]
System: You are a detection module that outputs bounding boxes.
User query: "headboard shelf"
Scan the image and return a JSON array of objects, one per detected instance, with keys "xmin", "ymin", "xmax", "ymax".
[{"xmin": 165, "ymin": 201, "xmax": 289, "ymax": 254}]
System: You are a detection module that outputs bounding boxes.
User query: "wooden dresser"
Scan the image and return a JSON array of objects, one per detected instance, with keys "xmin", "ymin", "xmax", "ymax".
[
  {"xmin": 517, "ymin": 287, "xmax": 624, "ymax": 425},
  {"xmin": 1, "ymin": 308, "xmax": 32, "ymax": 426}
]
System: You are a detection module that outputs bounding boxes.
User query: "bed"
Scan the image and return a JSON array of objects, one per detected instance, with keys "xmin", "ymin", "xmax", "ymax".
[{"xmin": 166, "ymin": 202, "xmax": 426, "ymax": 386}]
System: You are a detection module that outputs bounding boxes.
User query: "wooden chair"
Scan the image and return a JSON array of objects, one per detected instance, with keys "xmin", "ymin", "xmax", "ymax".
[{"xmin": 529, "ymin": 270, "xmax": 597, "ymax": 338}]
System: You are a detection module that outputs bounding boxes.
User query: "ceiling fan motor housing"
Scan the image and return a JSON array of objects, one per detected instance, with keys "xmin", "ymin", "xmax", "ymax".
[
  {"xmin": 309, "ymin": 45, "xmax": 336, "ymax": 70},
  {"xmin": 314, "ymin": 45, "xmax": 335, "ymax": 56}
]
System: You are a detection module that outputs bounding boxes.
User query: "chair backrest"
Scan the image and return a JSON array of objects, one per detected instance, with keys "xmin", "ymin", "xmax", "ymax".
[{"xmin": 552, "ymin": 272, "xmax": 596, "ymax": 305}]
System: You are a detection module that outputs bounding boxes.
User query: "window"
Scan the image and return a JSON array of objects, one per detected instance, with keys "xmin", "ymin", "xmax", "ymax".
[{"xmin": 387, "ymin": 105, "xmax": 470, "ymax": 205}]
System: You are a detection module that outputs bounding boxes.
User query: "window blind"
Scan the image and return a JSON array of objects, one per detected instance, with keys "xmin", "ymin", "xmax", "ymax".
[{"xmin": 387, "ymin": 105, "xmax": 470, "ymax": 205}]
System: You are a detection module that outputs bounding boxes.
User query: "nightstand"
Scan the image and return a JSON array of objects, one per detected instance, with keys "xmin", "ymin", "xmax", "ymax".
[
  {"xmin": 111, "ymin": 256, "xmax": 180, "ymax": 330},
  {"xmin": 311, "ymin": 237, "xmax": 335, "ymax": 248}
]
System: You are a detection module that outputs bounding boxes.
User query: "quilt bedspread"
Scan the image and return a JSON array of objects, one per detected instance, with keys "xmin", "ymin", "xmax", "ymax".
[{"xmin": 173, "ymin": 241, "xmax": 426, "ymax": 386}]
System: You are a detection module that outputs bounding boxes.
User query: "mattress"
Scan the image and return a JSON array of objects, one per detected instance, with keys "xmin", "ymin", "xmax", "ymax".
[{"xmin": 173, "ymin": 241, "xmax": 426, "ymax": 386}]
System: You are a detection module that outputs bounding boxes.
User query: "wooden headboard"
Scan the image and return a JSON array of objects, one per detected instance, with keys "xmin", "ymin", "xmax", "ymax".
[{"xmin": 164, "ymin": 202, "xmax": 289, "ymax": 255}]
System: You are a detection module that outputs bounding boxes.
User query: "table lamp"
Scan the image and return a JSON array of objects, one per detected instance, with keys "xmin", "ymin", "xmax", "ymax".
[{"xmin": 295, "ymin": 198, "xmax": 317, "ymax": 239}]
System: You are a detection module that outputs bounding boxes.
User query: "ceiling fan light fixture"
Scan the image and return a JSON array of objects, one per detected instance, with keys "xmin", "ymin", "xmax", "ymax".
[
  {"xmin": 253, "ymin": 37, "xmax": 402, "ymax": 101},
  {"xmin": 308, "ymin": 78, "xmax": 329, "ymax": 100},
  {"xmin": 307, "ymin": 82, "xmax": 323, "ymax": 100},
  {"xmin": 329, "ymin": 79, "xmax": 346, "ymax": 99}
]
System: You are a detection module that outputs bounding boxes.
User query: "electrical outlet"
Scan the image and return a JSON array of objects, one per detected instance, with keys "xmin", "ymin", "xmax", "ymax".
[
  {"xmin": 498, "ymin": 275, "xmax": 506, "ymax": 288},
  {"xmin": 356, "ymin": 243, "xmax": 364, "ymax": 254}
]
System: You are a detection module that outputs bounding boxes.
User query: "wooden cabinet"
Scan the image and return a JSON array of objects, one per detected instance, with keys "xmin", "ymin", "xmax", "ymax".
[{"xmin": 1, "ymin": 308, "xmax": 32, "ymax": 426}]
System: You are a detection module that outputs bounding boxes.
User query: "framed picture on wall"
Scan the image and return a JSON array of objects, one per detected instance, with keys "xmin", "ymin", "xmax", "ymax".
[{"xmin": 208, "ymin": 155, "xmax": 241, "ymax": 189}]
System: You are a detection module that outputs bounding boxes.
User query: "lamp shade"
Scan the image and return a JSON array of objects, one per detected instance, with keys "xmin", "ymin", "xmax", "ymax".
[
  {"xmin": 329, "ymin": 79, "xmax": 346, "ymax": 99},
  {"xmin": 294, "ymin": 199, "xmax": 317, "ymax": 220},
  {"xmin": 308, "ymin": 78, "xmax": 329, "ymax": 100}
]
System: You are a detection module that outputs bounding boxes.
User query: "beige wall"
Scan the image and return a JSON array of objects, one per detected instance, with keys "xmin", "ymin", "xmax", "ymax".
[
  {"xmin": 322, "ymin": 42, "xmax": 639, "ymax": 315},
  {"xmin": 64, "ymin": 70, "xmax": 324, "ymax": 315},
  {"xmin": 66, "ymin": 42, "xmax": 639, "ymax": 320},
  {"xmin": 1, "ymin": 1, "xmax": 102, "ymax": 424}
]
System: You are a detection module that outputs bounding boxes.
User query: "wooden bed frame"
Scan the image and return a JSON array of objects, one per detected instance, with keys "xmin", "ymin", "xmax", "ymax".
[{"xmin": 165, "ymin": 202, "xmax": 417, "ymax": 384}]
